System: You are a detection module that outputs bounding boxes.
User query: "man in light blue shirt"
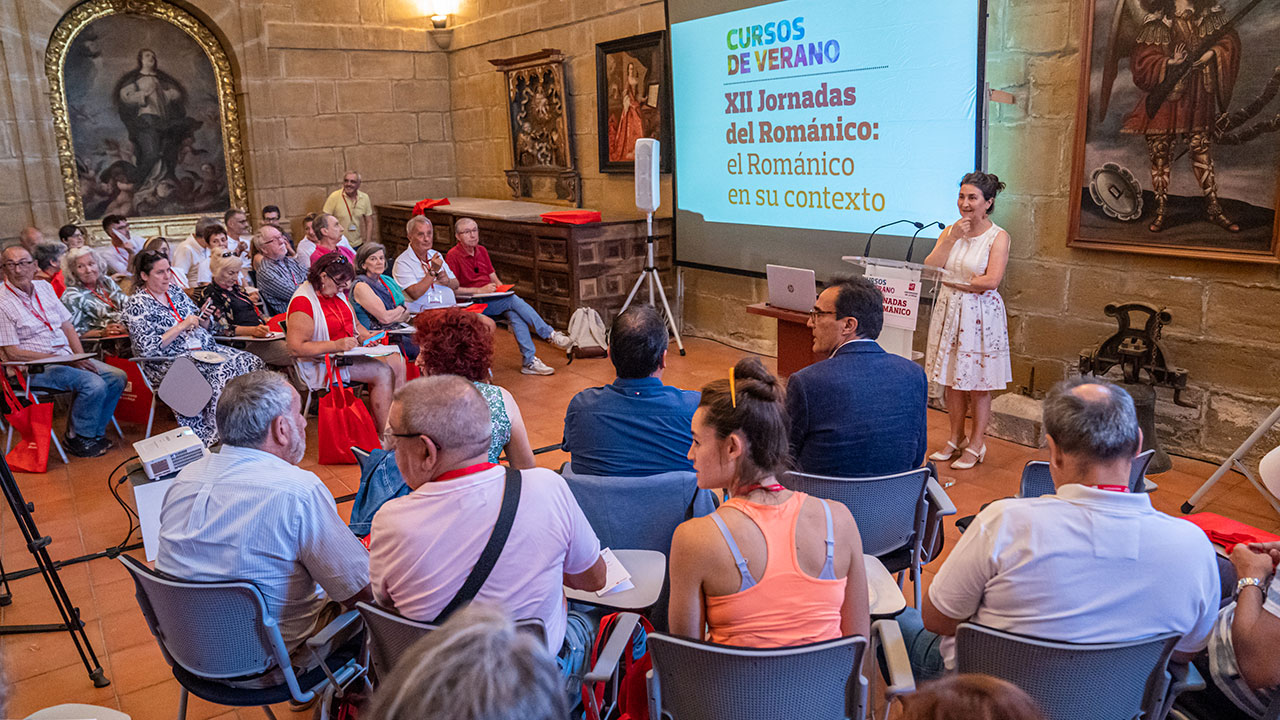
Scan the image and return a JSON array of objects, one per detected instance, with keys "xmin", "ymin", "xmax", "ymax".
[
  {"xmin": 157, "ymin": 371, "xmax": 370, "ymax": 675},
  {"xmin": 562, "ymin": 306, "xmax": 699, "ymax": 476}
]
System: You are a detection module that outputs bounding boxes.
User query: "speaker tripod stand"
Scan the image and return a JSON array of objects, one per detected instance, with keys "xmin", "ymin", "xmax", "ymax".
[
  {"xmin": 619, "ymin": 213, "xmax": 685, "ymax": 356},
  {"xmin": 0, "ymin": 454, "xmax": 109, "ymax": 687}
]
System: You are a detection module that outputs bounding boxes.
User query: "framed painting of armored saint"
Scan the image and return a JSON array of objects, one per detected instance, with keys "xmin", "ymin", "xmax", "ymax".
[
  {"xmin": 46, "ymin": 0, "xmax": 246, "ymax": 228},
  {"xmin": 1069, "ymin": 0, "xmax": 1280, "ymax": 263}
]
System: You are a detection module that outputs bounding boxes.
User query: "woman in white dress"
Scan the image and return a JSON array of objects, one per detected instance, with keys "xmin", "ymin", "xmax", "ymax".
[{"xmin": 922, "ymin": 172, "xmax": 1012, "ymax": 470}]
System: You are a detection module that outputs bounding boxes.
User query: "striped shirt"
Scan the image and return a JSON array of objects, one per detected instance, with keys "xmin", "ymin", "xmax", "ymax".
[
  {"xmin": 0, "ymin": 279, "xmax": 72, "ymax": 355},
  {"xmin": 1210, "ymin": 574, "xmax": 1280, "ymax": 718},
  {"xmin": 156, "ymin": 445, "xmax": 369, "ymax": 652}
]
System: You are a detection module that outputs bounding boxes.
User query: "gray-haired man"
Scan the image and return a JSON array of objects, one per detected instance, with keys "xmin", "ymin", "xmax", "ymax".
[
  {"xmin": 157, "ymin": 371, "xmax": 370, "ymax": 682},
  {"xmin": 897, "ymin": 377, "xmax": 1221, "ymax": 680}
]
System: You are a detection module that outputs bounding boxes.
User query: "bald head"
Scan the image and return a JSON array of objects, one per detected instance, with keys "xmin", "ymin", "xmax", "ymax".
[
  {"xmin": 392, "ymin": 375, "xmax": 492, "ymax": 463},
  {"xmin": 1043, "ymin": 377, "xmax": 1140, "ymax": 465},
  {"xmin": 19, "ymin": 227, "xmax": 43, "ymax": 250}
]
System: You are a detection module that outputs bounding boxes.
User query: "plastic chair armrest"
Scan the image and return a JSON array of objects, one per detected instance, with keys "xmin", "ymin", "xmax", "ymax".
[
  {"xmin": 583, "ymin": 612, "xmax": 641, "ymax": 683},
  {"xmin": 305, "ymin": 609, "xmax": 363, "ymax": 652},
  {"xmin": 925, "ymin": 478, "xmax": 957, "ymax": 517},
  {"xmin": 873, "ymin": 619, "xmax": 916, "ymax": 698}
]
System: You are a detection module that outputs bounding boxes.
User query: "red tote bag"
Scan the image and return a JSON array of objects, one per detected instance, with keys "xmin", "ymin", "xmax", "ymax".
[
  {"xmin": 3, "ymin": 370, "xmax": 53, "ymax": 474},
  {"xmin": 103, "ymin": 354, "xmax": 154, "ymax": 426},
  {"xmin": 318, "ymin": 356, "xmax": 381, "ymax": 465}
]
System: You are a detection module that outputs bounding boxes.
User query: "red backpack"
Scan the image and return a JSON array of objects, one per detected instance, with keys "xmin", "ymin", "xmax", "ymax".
[{"xmin": 582, "ymin": 613, "xmax": 655, "ymax": 720}]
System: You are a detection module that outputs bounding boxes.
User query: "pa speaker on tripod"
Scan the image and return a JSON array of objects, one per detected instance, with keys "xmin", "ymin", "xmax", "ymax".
[{"xmin": 621, "ymin": 138, "xmax": 685, "ymax": 355}]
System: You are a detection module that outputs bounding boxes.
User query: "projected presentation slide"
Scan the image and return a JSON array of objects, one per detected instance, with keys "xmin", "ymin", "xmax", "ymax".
[{"xmin": 670, "ymin": 0, "xmax": 982, "ymax": 275}]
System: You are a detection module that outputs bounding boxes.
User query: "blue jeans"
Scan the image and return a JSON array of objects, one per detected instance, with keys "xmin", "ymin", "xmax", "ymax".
[
  {"xmin": 482, "ymin": 295, "xmax": 553, "ymax": 364},
  {"xmin": 28, "ymin": 360, "xmax": 126, "ymax": 438},
  {"xmin": 894, "ymin": 607, "xmax": 947, "ymax": 682}
]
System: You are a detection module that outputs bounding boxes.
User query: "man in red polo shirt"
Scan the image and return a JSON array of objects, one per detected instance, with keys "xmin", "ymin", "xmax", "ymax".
[{"xmin": 446, "ymin": 218, "xmax": 571, "ymax": 375}]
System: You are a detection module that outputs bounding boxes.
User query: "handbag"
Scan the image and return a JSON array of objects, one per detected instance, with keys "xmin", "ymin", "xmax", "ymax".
[
  {"xmin": 103, "ymin": 354, "xmax": 153, "ymax": 426},
  {"xmin": 2, "ymin": 369, "xmax": 53, "ymax": 474},
  {"xmin": 318, "ymin": 356, "xmax": 381, "ymax": 465}
]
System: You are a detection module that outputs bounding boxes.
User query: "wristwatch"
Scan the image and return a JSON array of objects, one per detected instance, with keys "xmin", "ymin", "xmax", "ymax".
[{"xmin": 1236, "ymin": 576, "xmax": 1268, "ymax": 598}]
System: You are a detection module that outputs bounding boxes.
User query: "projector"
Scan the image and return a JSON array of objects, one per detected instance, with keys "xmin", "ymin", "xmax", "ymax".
[{"xmin": 133, "ymin": 427, "xmax": 208, "ymax": 480}]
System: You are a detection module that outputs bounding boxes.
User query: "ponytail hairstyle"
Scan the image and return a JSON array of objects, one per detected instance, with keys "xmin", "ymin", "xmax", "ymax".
[
  {"xmin": 697, "ymin": 356, "xmax": 790, "ymax": 492},
  {"xmin": 959, "ymin": 172, "xmax": 1006, "ymax": 214}
]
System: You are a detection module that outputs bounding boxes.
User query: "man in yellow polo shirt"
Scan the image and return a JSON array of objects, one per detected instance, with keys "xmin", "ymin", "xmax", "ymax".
[{"xmin": 322, "ymin": 171, "xmax": 374, "ymax": 247}]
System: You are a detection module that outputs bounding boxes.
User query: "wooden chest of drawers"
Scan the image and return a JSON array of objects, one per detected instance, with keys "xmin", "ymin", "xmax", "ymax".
[{"xmin": 376, "ymin": 198, "xmax": 674, "ymax": 329}]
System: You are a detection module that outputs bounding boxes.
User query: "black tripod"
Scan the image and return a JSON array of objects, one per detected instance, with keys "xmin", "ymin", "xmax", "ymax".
[{"xmin": 0, "ymin": 454, "xmax": 109, "ymax": 687}]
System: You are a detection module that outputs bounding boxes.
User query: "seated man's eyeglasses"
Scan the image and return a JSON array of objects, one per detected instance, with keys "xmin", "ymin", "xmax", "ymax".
[{"xmin": 2, "ymin": 259, "xmax": 34, "ymax": 268}]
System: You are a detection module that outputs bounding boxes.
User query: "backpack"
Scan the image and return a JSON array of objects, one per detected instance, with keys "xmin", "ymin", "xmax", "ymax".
[
  {"xmin": 582, "ymin": 612, "xmax": 654, "ymax": 720},
  {"xmin": 566, "ymin": 307, "xmax": 609, "ymax": 361}
]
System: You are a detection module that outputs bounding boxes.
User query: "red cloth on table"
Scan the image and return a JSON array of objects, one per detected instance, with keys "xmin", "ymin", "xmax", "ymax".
[
  {"xmin": 1183, "ymin": 512, "xmax": 1280, "ymax": 554},
  {"xmin": 288, "ymin": 294, "xmax": 354, "ymax": 340},
  {"xmin": 540, "ymin": 210, "xmax": 602, "ymax": 225},
  {"xmin": 412, "ymin": 198, "xmax": 451, "ymax": 215}
]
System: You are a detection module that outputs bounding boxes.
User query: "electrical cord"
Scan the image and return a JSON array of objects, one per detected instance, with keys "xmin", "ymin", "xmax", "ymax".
[
  {"xmin": 105, "ymin": 455, "xmax": 141, "ymax": 557},
  {"xmin": 680, "ymin": 332, "xmax": 779, "ymax": 359}
]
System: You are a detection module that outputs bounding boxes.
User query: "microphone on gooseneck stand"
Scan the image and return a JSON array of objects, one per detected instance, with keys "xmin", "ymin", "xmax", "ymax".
[
  {"xmin": 906, "ymin": 222, "xmax": 946, "ymax": 263},
  {"xmin": 863, "ymin": 219, "xmax": 922, "ymax": 257}
]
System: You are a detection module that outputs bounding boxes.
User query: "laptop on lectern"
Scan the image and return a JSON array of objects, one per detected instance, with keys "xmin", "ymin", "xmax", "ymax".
[{"xmin": 765, "ymin": 264, "xmax": 817, "ymax": 313}]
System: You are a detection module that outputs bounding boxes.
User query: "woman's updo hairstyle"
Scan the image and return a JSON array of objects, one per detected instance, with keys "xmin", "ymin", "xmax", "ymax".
[
  {"xmin": 697, "ymin": 356, "xmax": 790, "ymax": 490},
  {"xmin": 960, "ymin": 171, "xmax": 1007, "ymax": 214}
]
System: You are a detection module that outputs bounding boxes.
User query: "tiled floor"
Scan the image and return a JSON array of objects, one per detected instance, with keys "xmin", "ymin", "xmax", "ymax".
[{"xmin": 2, "ymin": 332, "xmax": 1275, "ymax": 718}]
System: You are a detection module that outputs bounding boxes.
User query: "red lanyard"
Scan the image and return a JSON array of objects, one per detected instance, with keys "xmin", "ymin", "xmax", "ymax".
[
  {"xmin": 343, "ymin": 193, "xmax": 356, "ymax": 224},
  {"xmin": 89, "ymin": 286, "xmax": 118, "ymax": 311},
  {"xmin": 434, "ymin": 462, "xmax": 498, "ymax": 482},
  {"xmin": 150, "ymin": 289, "xmax": 183, "ymax": 322},
  {"xmin": 169, "ymin": 268, "xmax": 185, "ymax": 287},
  {"xmin": 736, "ymin": 483, "xmax": 785, "ymax": 495},
  {"xmin": 5, "ymin": 282, "xmax": 53, "ymax": 332},
  {"xmin": 232, "ymin": 287, "xmax": 263, "ymax": 322},
  {"xmin": 1096, "ymin": 484, "xmax": 1130, "ymax": 493},
  {"xmin": 376, "ymin": 276, "xmax": 392, "ymax": 297}
]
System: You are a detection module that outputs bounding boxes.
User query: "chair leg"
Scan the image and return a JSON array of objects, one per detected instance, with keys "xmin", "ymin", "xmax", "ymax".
[
  {"xmin": 912, "ymin": 563, "xmax": 922, "ymax": 609},
  {"xmin": 260, "ymin": 705, "xmax": 279, "ymax": 720},
  {"xmin": 145, "ymin": 397, "xmax": 156, "ymax": 438},
  {"xmin": 5, "ymin": 423, "xmax": 11, "ymax": 454},
  {"xmin": 177, "ymin": 687, "xmax": 189, "ymax": 720},
  {"xmin": 111, "ymin": 417, "xmax": 124, "ymax": 439},
  {"xmin": 49, "ymin": 429, "xmax": 69, "ymax": 464},
  {"xmin": 303, "ymin": 390, "xmax": 312, "ymax": 417}
]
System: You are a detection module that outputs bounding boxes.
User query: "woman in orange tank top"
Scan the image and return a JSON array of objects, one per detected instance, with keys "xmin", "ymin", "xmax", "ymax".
[{"xmin": 668, "ymin": 357, "xmax": 870, "ymax": 648}]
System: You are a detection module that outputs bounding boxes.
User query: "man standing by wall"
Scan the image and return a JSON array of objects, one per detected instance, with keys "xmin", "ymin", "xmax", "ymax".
[{"xmin": 323, "ymin": 171, "xmax": 374, "ymax": 247}]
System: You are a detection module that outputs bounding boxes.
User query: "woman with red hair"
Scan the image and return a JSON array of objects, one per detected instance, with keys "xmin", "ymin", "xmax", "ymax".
[{"xmin": 413, "ymin": 308, "xmax": 535, "ymax": 469}]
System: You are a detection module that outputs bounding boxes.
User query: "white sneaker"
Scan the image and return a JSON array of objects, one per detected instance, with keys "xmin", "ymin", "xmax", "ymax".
[
  {"xmin": 547, "ymin": 330, "xmax": 574, "ymax": 350},
  {"xmin": 522, "ymin": 357, "xmax": 555, "ymax": 375}
]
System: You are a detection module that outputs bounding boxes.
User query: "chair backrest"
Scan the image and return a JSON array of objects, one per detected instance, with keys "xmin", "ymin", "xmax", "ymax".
[
  {"xmin": 782, "ymin": 468, "xmax": 930, "ymax": 557},
  {"xmin": 647, "ymin": 633, "xmax": 867, "ymax": 720},
  {"xmin": 1020, "ymin": 461, "xmax": 1055, "ymax": 498},
  {"xmin": 1129, "ymin": 449, "xmax": 1155, "ymax": 493},
  {"xmin": 561, "ymin": 461, "xmax": 715, "ymax": 555},
  {"xmin": 955, "ymin": 623, "xmax": 1179, "ymax": 720},
  {"xmin": 356, "ymin": 601, "xmax": 546, "ymax": 680},
  {"xmin": 118, "ymin": 555, "xmax": 287, "ymax": 680}
]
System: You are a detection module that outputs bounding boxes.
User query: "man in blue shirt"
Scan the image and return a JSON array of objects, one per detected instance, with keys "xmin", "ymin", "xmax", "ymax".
[
  {"xmin": 562, "ymin": 306, "xmax": 699, "ymax": 476},
  {"xmin": 786, "ymin": 275, "xmax": 928, "ymax": 477}
]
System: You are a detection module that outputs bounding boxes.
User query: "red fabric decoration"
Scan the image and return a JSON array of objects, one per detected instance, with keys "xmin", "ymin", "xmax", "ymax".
[
  {"xmin": 1183, "ymin": 512, "xmax": 1280, "ymax": 554},
  {"xmin": 411, "ymin": 198, "xmax": 451, "ymax": 215},
  {"xmin": 540, "ymin": 210, "xmax": 603, "ymax": 225}
]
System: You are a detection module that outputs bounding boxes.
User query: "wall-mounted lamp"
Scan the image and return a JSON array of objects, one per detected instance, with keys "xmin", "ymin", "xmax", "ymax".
[
  {"xmin": 431, "ymin": 14, "xmax": 448, "ymax": 28},
  {"xmin": 423, "ymin": 0, "xmax": 457, "ymax": 49}
]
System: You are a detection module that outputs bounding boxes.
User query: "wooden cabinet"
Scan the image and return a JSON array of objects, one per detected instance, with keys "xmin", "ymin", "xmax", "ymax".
[{"xmin": 376, "ymin": 198, "xmax": 673, "ymax": 329}]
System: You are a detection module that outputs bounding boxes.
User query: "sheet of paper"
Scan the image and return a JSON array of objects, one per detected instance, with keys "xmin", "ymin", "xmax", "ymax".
[
  {"xmin": 596, "ymin": 548, "xmax": 635, "ymax": 597},
  {"xmin": 341, "ymin": 346, "xmax": 399, "ymax": 357}
]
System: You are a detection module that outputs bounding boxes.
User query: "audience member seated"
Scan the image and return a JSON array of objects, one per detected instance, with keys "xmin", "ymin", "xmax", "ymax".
[
  {"xmin": 156, "ymin": 371, "xmax": 371, "ymax": 686},
  {"xmin": 253, "ymin": 224, "xmax": 307, "ymax": 316},
  {"xmin": 0, "ymin": 246, "xmax": 125, "ymax": 457},
  {"xmin": 172, "ymin": 220, "xmax": 220, "ymax": 287},
  {"xmin": 900, "ymin": 674, "xmax": 1046, "ymax": 720},
  {"xmin": 391, "ymin": 214, "xmax": 459, "ymax": 312},
  {"xmin": 60, "ymin": 248, "xmax": 127, "ymax": 338},
  {"xmin": 294, "ymin": 212, "xmax": 343, "ymax": 271},
  {"xmin": 899, "ymin": 377, "xmax": 1221, "ymax": 681},
  {"xmin": 17, "ymin": 225, "xmax": 43, "ymax": 252},
  {"xmin": 124, "ymin": 250, "xmax": 264, "ymax": 445},
  {"xmin": 414, "ymin": 308, "xmax": 535, "ymax": 468},
  {"xmin": 562, "ymin": 305, "xmax": 698, "ymax": 476},
  {"xmin": 32, "ymin": 243, "xmax": 66, "ymax": 297},
  {"xmin": 309, "ymin": 212, "xmax": 356, "ymax": 266},
  {"xmin": 445, "ymin": 218, "xmax": 572, "ymax": 375},
  {"xmin": 367, "ymin": 604, "xmax": 568, "ymax": 720},
  {"xmin": 370, "ymin": 375, "xmax": 606, "ymax": 661},
  {"xmin": 787, "ymin": 275, "xmax": 928, "ymax": 477},
  {"xmin": 223, "ymin": 207, "xmax": 253, "ymax": 265},
  {"xmin": 668, "ymin": 356, "xmax": 870, "ymax": 647},
  {"xmin": 196, "ymin": 254, "xmax": 289, "ymax": 367},
  {"xmin": 58, "ymin": 224, "xmax": 86, "ymax": 251},
  {"xmin": 96, "ymin": 214, "xmax": 143, "ymax": 277},
  {"xmin": 261, "ymin": 204, "xmax": 292, "ymax": 245},
  {"xmin": 141, "ymin": 236, "xmax": 190, "ymax": 290},
  {"xmin": 353, "ymin": 242, "xmax": 418, "ymax": 360},
  {"xmin": 285, "ymin": 253, "xmax": 405, "ymax": 432}
]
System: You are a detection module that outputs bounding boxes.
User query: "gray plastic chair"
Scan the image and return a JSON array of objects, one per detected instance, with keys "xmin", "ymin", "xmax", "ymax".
[
  {"xmin": 1019, "ymin": 449, "xmax": 1158, "ymax": 498},
  {"xmin": 955, "ymin": 623, "xmax": 1201, "ymax": 720},
  {"xmin": 783, "ymin": 467, "xmax": 956, "ymax": 608},
  {"xmin": 119, "ymin": 555, "xmax": 366, "ymax": 720},
  {"xmin": 355, "ymin": 601, "xmax": 545, "ymax": 681},
  {"xmin": 645, "ymin": 620, "xmax": 916, "ymax": 720}
]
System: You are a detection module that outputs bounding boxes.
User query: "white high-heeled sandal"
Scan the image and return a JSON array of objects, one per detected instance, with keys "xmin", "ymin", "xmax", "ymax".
[
  {"xmin": 928, "ymin": 437, "xmax": 969, "ymax": 462},
  {"xmin": 950, "ymin": 444, "xmax": 986, "ymax": 470}
]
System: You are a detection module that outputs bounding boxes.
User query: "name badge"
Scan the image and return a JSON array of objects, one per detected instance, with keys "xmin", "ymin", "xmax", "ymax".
[
  {"xmin": 349, "ymin": 224, "xmax": 358, "ymax": 231},
  {"xmin": 185, "ymin": 332, "xmax": 202, "ymax": 350}
]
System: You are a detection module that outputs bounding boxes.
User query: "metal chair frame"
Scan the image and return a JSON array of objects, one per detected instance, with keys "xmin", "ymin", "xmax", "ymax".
[{"xmin": 1019, "ymin": 449, "xmax": 1158, "ymax": 499}]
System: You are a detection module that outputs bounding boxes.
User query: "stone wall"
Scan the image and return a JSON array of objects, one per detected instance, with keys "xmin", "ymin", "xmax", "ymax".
[{"xmin": 0, "ymin": 0, "xmax": 453, "ymax": 242}]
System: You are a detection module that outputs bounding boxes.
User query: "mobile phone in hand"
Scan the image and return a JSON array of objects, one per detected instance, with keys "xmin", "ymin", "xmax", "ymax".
[{"xmin": 362, "ymin": 330, "xmax": 386, "ymax": 347}]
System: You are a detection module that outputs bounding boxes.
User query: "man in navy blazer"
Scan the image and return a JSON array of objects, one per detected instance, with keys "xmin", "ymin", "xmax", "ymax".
[{"xmin": 786, "ymin": 275, "xmax": 928, "ymax": 477}]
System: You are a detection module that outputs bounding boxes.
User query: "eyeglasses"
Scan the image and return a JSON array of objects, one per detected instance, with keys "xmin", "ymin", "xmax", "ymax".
[
  {"xmin": 383, "ymin": 430, "xmax": 442, "ymax": 451},
  {"xmin": 809, "ymin": 308, "xmax": 837, "ymax": 321},
  {"xmin": 2, "ymin": 259, "xmax": 34, "ymax": 268}
]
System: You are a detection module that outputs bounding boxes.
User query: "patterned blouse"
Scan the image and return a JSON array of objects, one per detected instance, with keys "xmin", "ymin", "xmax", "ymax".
[
  {"xmin": 194, "ymin": 282, "xmax": 264, "ymax": 337},
  {"xmin": 474, "ymin": 382, "xmax": 512, "ymax": 463},
  {"xmin": 61, "ymin": 277, "xmax": 128, "ymax": 335}
]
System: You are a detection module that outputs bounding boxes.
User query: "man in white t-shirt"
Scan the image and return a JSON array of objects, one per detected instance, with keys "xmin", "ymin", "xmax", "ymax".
[
  {"xmin": 370, "ymin": 375, "xmax": 606, "ymax": 654},
  {"xmin": 172, "ymin": 220, "xmax": 217, "ymax": 287},
  {"xmin": 224, "ymin": 207, "xmax": 253, "ymax": 267},
  {"xmin": 96, "ymin": 214, "xmax": 145, "ymax": 276},
  {"xmin": 391, "ymin": 214, "xmax": 459, "ymax": 312},
  {"xmin": 897, "ymin": 377, "xmax": 1220, "ymax": 680}
]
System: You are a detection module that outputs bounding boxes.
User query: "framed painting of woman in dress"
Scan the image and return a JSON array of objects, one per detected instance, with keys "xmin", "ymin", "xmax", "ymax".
[
  {"xmin": 45, "ymin": 0, "xmax": 247, "ymax": 230},
  {"xmin": 596, "ymin": 31, "xmax": 673, "ymax": 174}
]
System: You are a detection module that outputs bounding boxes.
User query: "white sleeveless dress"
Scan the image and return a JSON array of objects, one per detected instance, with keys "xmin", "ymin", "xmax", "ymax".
[{"xmin": 924, "ymin": 223, "xmax": 1012, "ymax": 392}]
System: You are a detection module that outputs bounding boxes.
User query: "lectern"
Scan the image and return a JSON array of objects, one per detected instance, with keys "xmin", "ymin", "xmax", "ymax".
[{"xmin": 841, "ymin": 256, "xmax": 947, "ymax": 360}]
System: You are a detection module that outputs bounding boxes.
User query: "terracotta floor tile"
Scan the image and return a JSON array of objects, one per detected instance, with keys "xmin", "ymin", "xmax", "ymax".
[
  {"xmin": 6, "ymin": 662, "xmax": 119, "ymax": 718},
  {"xmin": 104, "ymin": 639, "xmax": 175, "ymax": 696},
  {"xmin": 2, "ymin": 618, "xmax": 106, "ymax": 682}
]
